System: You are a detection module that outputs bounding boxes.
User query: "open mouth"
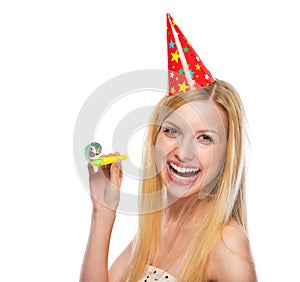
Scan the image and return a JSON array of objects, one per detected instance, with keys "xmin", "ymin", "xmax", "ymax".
[{"xmin": 167, "ymin": 161, "xmax": 201, "ymax": 185}]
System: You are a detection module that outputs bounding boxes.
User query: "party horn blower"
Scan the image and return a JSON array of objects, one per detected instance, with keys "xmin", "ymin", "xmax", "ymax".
[
  {"xmin": 89, "ymin": 155, "xmax": 128, "ymax": 166},
  {"xmin": 85, "ymin": 142, "xmax": 127, "ymax": 166}
]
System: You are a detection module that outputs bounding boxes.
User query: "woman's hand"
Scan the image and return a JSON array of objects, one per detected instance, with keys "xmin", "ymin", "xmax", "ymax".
[
  {"xmin": 81, "ymin": 153, "xmax": 123, "ymax": 282},
  {"xmin": 87, "ymin": 153, "xmax": 123, "ymax": 215}
]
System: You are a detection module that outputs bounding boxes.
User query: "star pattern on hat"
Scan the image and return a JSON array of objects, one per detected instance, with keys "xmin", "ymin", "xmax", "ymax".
[
  {"xmin": 167, "ymin": 14, "xmax": 215, "ymax": 96},
  {"xmin": 171, "ymin": 50, "xmax": 180, "ymax": 63}
]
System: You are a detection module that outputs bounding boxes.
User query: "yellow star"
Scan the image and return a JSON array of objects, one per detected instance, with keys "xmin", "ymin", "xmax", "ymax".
[
  {"xmin": 195, "ymin": 63, "xmax": 201, "ymax": 70},
  {"xmin": 172, "ymin": 19, "xmax": 176, "ymax": 26},
  {"xmin": 171, "ymin": 50, "xmax": 180, "ymax": 63},
  {"xmin": 178, "ymin": 81, "xmax": 189, "ymax": 93}
]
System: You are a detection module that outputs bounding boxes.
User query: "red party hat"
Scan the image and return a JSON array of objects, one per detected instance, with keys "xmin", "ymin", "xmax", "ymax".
[{"xmin": 167, "ymin": 13, "xmax": 215, "ymax": 96}]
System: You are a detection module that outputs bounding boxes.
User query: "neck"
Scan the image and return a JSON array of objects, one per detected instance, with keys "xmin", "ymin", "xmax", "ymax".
[{"xmin": 164, "ymin": 193, "xmax": 210, "ymax": 228}]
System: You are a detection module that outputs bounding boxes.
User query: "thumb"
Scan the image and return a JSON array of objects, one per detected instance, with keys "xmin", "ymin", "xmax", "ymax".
[{"xmin": 87, "ymin": 163, "xmax": 96, "ymax": 177}]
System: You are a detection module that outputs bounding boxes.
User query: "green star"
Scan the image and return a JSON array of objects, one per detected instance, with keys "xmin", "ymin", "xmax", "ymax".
[
  {"xmin": 183, "ymin": 47, "xmax": 189, "ymax": 53},
  {"xmin": 178, "ymin": 68, "xmax": 184, "ymax": 74}
]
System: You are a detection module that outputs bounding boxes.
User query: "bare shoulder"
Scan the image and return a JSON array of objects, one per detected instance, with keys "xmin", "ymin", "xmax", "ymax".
[
  {"xmin": 108, "ymin": 240, "xmax": 133, "ymax": 282},
  {"xmin": 207, "ymin": 221, "xmax": 257, "ymax": 282},
  {"xmin": 220, "ymin": 221, "xmax": 251, "ymax": 259}
]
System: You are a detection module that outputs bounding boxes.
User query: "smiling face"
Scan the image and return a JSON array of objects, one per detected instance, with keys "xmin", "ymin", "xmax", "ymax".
[{"xmin": 154, "ymin": 100, "xmax": 228, "ymax": 199}]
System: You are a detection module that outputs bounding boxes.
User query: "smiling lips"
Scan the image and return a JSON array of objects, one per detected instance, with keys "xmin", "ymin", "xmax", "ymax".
[{"xmin": 167, "ymin": 161, "xmax": 201, "ymax": 185}]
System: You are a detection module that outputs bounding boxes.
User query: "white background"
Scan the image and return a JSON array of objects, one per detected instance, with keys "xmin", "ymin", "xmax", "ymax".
[{"xmin": 1, "ymin": 0, "xmax": 299, "ymax": 281}]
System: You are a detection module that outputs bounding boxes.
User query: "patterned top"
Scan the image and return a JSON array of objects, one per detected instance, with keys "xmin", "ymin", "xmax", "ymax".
[{"xmin": 139, "ymin": 265, "xmax": 177, "ymax": 282}]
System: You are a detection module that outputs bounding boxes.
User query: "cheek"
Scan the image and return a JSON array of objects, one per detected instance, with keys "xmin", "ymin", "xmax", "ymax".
[
  {"xmin": 154, "ymin": 135, "xmax": 167, "ymax": 173},
  {"xmin": 154, "ymin": 134, "xmax": 177, "ymax": 172},
  {"xmin": 154, "ymin": 144, "xmax": 165, "ymax": 173},
  {"xmin": 201, "ymin": 145, "xmax": 226, "ymax": 180},
  {"xmin": 155, "ymin": 134, "xmax": 177, "ymax": 156}
]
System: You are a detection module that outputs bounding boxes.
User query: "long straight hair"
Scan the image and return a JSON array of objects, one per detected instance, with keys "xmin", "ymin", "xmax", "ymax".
[{"xmin": 122, "ymin": 79, "xmax": 248, "ymax": 281}]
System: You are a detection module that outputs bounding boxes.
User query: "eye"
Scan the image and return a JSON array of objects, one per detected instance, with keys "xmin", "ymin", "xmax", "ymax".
[
  {"xmin": 163, "ymin": 127, "xmax": 180, "ymax": 138},
  {"xmin": 197, "ymin": 134, "xmax": 213, "ymax": 144}
]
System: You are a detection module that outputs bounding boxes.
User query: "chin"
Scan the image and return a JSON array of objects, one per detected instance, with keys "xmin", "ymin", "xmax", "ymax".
[{"xmin": 163, "ymin": 177, "xmax": 203, "ymax": 202}]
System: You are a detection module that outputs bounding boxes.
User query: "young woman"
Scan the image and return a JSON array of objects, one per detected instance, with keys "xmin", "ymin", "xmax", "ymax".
[
  {"xmin": 80, "ymin": 14, "xmax": 257, "ymax": 282},
  {"xmin": 80, "ymin": 79, "xmax": 257, "ymax": 282}
]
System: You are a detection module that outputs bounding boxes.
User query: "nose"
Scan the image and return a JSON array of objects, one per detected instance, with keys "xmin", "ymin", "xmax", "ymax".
[{"xmin": 174, "ymin": 137, "xmax": 196, "ymax": 162}]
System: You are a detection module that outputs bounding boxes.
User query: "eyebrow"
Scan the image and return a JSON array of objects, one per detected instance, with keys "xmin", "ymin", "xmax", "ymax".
[{"xmin": 162, "ymin": 120, "xmax": 219, "ymax": 135}]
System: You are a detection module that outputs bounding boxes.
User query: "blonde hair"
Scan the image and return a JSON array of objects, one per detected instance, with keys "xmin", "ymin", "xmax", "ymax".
[{"xmin": 122, "ymin": 79, "xmax": 248, "ymax": 281}]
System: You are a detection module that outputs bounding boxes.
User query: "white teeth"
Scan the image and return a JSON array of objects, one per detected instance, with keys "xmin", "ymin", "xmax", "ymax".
[
  {"xmin": 170, "ymin": 170, "xmax": 195, "ymax": 181},
  {"xmin": 170, "ymin": 162, "xmax": 199, "ymax": 173}
]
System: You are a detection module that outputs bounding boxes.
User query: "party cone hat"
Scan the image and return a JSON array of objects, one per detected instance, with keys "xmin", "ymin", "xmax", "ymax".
[{"xmin": 167, "ymin": 13, "xmax": 215, "ymax": 96}]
